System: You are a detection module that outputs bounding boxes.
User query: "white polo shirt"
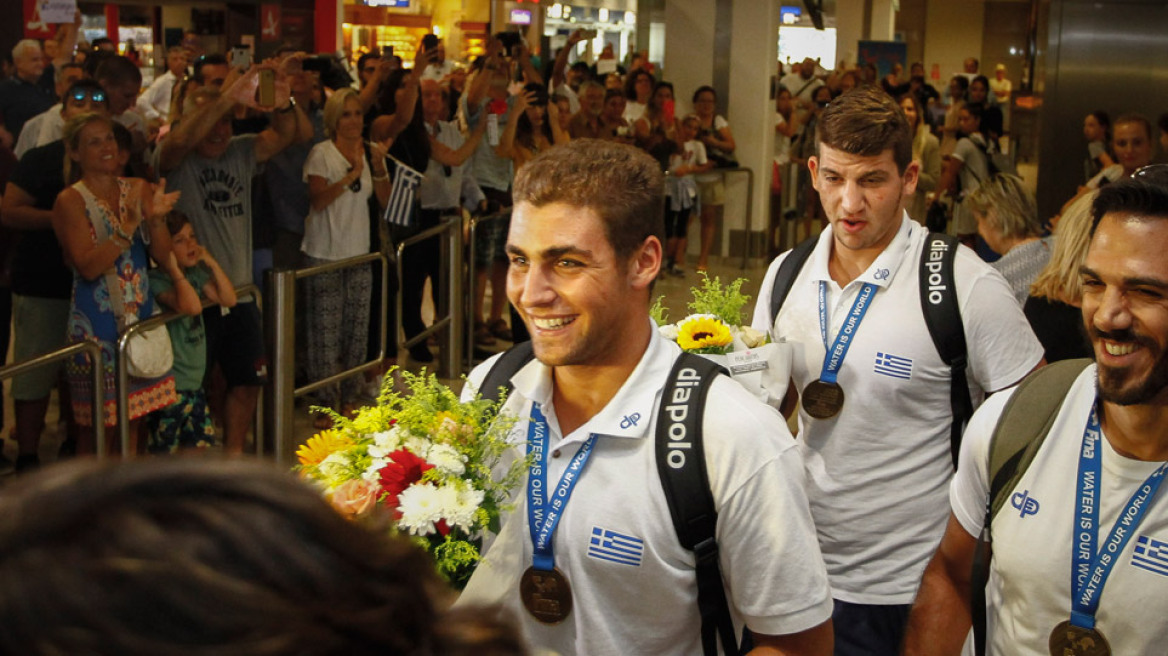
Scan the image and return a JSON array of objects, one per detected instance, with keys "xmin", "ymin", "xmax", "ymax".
[
  {"xmin": 952, "ymin": 365, "xmax": 1168, "ymax": 655},
  {"xmin": 459, "ymin": 328, "xmax": 833, "ymax": 654},
  {"xmin": 751, "ymin": 216, "xmax": 1043, "ymax": 605}
]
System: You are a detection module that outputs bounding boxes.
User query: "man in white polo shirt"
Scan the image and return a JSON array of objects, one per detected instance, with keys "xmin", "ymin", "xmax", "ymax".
[
  {"xmin": 750, "ymin": 86, "xmax": 1043, "ymax": 655},
  {"xmin": 905, "ymin": 169, "xmax": 1168, "ymax": 655},
  {"xmin": 460, "ymin": 139, "xmax": 833, "ymax": 655}
]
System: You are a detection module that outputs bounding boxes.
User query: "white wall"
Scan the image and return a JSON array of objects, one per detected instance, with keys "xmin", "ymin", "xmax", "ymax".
[
  {"xmin": 923, "ymin": 0, "xmax": 985, "ymax": 80},
  {"xmin": 663, "ymin": 0, "xmax": 715, "ymax": 118}
]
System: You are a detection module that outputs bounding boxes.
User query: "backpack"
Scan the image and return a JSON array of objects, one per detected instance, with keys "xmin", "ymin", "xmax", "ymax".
[
  {"xmin": 479, "ymin": 343, "xmax": 742, "ymax": 656},
  {"xmin": 958, "ymin": 136, "xmax": 1017, "ymax": 197},
  {"xmin": 767, "ymin": 232, "xmax": 971, "ymax": 467},
  {"xmin": 970, "ymin": 358, "xmax": 1092, "ymax": 656}
]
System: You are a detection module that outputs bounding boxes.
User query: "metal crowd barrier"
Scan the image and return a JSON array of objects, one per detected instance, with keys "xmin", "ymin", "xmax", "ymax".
[
  {"xmin": 0, "ymin": 341, "xmax": 106, "ymax": 457},
  {"xmin": 265, "ymin": 253, "xmax": 389, "ymax": 466},
  {"xmin": 465, "ymin": 207, "xmax": 512, "ymax": 372},
  {"xmin": 116, "ymin": 283, "xmax": 263, "ymax": 457},
  {"xmin": 395, "ymin": 216, "xmax": 464, "ymax": 379}
]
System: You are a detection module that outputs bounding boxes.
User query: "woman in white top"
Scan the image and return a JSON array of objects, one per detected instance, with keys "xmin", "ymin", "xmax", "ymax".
[
  {"xmin": 899, "ymin": 93, "xmax": 941, "ymax": 224},
  {"xmin": 623, "ymin": 68, "xmax": 653, "ymax": 124},
  {"xmin": 301, "ymin": 88, "xmax": 392, "ymax": 424}
]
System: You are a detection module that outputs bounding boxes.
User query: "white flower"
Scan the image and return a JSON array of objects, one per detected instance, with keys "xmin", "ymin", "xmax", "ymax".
[
  {"xmin": 446, "ymin": 486, "xmax": 486, "ymax": 532},
  {"xmin": 362, "ymin": 457, "xmax": 388, "ymax": 483},
  {"xmin": 428, "ymin": 443, "xmax": 467, "ymax": 476},
  {"xmin": 317, "ymin": 451, "xmax": 351, "ymax": 488},
  {"xmin": 658, "ymin": 323, "xmax": 680, "ymax": 341},
  {"xmin": 367, "ymin": 427, "xmax": 403, "ymax": 458},
  {"xmin": 396, "ymin": 483, "xmax": 446, "ymax": 536},
  {"xmin": 403, "ymin": 434, "xmax": 432, "ymax": 458}
]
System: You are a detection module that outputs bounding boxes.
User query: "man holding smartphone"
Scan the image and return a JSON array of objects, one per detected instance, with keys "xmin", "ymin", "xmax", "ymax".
[{"xmin": 419, "ymin": 35, "xmax": 456, "ymax": 82}]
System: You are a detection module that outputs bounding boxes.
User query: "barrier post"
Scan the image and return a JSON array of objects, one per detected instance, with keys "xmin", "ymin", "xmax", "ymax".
[
  {"xmin": 0, "ymin": 341, "xmax": 106, "ymax": 458},
  {"xmin": 265, "ymin": 269, "xmax": 298, "ymax": 466},
  {"xmin": 440, "ymin": 213, "xmax": 464, "ymax": 379}
]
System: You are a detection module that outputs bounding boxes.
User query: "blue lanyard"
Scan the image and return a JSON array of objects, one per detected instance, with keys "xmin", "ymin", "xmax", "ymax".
[
  {"xmin": 816, "ymin": 281, "xmax": 876, "ymax": 384},
  {"xmin": 1071, "ymin": 406, "xmax": 1168, "ymax": 629},
  {"xmin": 526, "ymin": 402, "xmax": 598, "ymax": 572}
]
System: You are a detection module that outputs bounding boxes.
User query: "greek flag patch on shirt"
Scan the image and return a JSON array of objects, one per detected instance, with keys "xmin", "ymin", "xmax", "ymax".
[
  {"xmin": 874, "ymin": 352, "xmax": 913, "ymax": 380},
  {"xmin": 588, "ymin": 527, "xmax": 644, "ymax": 567},
  {"xmin": 1132, "ymin": 535, "xmax": 1168, "ymax": 577}
]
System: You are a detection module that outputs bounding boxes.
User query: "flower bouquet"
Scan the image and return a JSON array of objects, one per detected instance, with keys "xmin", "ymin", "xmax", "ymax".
[
  {"xmin": 296, "ymin": 369, "xmax": 524, "ymax": 588},
  {"xmin": 653, "ymin": 273, "xmax": 792, "ymax": 404}
]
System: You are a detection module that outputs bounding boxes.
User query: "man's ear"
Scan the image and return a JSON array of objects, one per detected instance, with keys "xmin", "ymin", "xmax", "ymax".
[{"xmin": 629, "ymin": 235, "xmax": 662, "ymax": 290}]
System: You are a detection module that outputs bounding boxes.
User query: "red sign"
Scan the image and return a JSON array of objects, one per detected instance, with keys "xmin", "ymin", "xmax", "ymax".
[
  {"xmin": 23, "ymin": 0, "xmax": 56, "ymax": 39},
  {"xmin": 261, "ymin": 4, "xmax": 281, "ymax": 42}
]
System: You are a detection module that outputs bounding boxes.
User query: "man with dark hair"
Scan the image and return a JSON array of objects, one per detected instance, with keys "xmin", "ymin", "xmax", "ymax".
[
  {"xmin": 460, "ymin": 139, "xmax": 834, "ymax": 655},
  {"xmin": 751, "ymin": 86, "xmax": 1043, "ymax": 655},
  {"xmin": 905, "ymin": 168, "xmax": 1168, "ymax": 655},
  {"xmin": 1, "ymin": 78, "xmax": 110, "ymax": 470},
  {"xmin": 158, "ymin": 63, "xmax": 305, "ymax": 454},
  {"xmin": 191, "ymin": 53, "xmax": 230, "ymax": 90}
]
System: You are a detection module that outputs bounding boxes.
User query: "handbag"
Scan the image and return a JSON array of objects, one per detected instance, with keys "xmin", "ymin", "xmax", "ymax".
[{"xmin": 80, "ymin": 181, "xmax": 174, "ymax": 379}]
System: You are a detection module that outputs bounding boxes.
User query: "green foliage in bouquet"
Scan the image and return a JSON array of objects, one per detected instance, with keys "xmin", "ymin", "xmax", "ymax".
[{"xmin": 686, "ymin": 273, "xmax": 752, "ymax": 326}]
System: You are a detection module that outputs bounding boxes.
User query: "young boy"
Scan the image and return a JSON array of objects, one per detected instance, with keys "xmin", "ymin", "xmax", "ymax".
[
  {"xmin": 664, "ymin": 114, "xmax": 713, "ymax": 277},
  {"xmin": 147, "ymin": 212, "xmax": 236, "ymax": 453}
]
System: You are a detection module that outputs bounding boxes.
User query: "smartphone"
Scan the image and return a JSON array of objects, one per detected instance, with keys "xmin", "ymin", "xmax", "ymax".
[
  {"xmin": 302, "ymin": 56, "xmax": 332, "ymax": 74},
  {"xmin": 258, "ymin": 69, "xmax": 275, "ymax": 107},
  {"xmin": 421, "ymin": 33, "xmax": 439, "ymax": 61},
  {"xmin": 663, "ymin": 99, "xmax": 675, "ymax": 126},
  {"xmin": 231, "ymin": 46, "xmax": 251, "ymax": 70},
  {"xmin": 380, "ymin": 45, "xmax": 394, "ymax": 60}
]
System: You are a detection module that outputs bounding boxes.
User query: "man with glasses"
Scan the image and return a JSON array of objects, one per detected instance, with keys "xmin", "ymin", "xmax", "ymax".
[
  {"xmin": 137, "ymin": 47, "xmax": 190, "ymax": 122},
  {"xmin": 0, "ymin": 79, "xmax": 110, "ymax": 471}
]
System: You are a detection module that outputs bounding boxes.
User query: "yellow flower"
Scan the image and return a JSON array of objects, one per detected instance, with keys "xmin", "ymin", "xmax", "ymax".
[
  {"xmin": 677, "ymin": 315, "xmax": 733, "ymax": 351},
  {"xmin": 297, "ymin": 430, "xmax": 353, "ymax": 467}
]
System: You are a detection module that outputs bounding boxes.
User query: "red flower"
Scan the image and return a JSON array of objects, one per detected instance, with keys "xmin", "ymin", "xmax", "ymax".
[{"xmin": 379, "ymin": 449, "xmax": 434, "ymax": 510}]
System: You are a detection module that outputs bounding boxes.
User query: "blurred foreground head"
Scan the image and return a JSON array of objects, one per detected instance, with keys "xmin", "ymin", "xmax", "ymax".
[{"xmin": 0, "ymin": 458, "xmax": 524, "ymax": 656}]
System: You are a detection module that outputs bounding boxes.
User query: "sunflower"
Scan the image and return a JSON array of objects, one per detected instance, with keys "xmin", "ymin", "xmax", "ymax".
[
  {"xmin": 676, "ymin": 315, "xmax": 733, "ymax": 353},
  {"xmin": 297, "ymin": 429, "xmax": 354, "ymax": 467}
]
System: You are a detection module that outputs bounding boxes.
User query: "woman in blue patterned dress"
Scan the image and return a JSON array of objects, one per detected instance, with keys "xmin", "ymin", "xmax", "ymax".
[{"xmin": 52, "ymin": 113, "xmax": 183, "ymax": 454}]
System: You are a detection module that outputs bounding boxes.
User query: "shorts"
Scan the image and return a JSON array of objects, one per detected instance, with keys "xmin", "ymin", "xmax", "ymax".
[
  {"xmin": 202, "ymin": 301, "xmax": 268, "ymax": 388},
  {"xmin": 697, "ymin": 177, "xmax": 726, "ymax": 207},
  {"xmin": 474, "ymin": 187, "xmax": 512, "ymax": 268},
  {"xmin": 146, "ymin": 388, "xmax": 217, "ymax": 453},
  {"xmin": 11, "ymin": 295, "xmax": 71, "ymax": 400}
]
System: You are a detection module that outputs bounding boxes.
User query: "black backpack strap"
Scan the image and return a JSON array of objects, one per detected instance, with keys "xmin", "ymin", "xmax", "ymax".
[
  {"xmin": 971, "ymin": 358, "xmax": 1090, "ymax": 656},
  {"xmin": 655, "ymin": 352, "xmax": 737, "ymax": 656},
  {"xmin": 919, "ymin": 233, "xmax": 971, "ymax": 468},
  {"xmin": 478, "ymin": 341, "xmax": 535, "ymax": 404},
  {"xmin": 768, "ymin": 236, "xmax": 818, "ymax": 325}
]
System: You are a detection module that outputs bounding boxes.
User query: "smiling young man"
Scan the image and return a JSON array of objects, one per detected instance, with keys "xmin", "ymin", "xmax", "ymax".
[
  {"xmin": 904, "ymin": 169, "xmax": 1168, "ymax": 655},
  {"xmin": 460, "ymin": 139, "xmax": 834, "ymax": 655},
  {"xmin": 751, "ymin": 87, "xmax": 1043, "ymax": 655}
]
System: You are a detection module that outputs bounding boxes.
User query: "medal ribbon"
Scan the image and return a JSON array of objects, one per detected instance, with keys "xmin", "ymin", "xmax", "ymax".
[
  {"xmin": 816, "ymin": 281, "xmax": 876, "ymax": 384},
  {"xmin": 1070, "ymin": 405, "xmax": 1168, "ymax": 629},
  {"xmin": 526, "ymin": 402, "xmax": 598, "ymax": 572}
]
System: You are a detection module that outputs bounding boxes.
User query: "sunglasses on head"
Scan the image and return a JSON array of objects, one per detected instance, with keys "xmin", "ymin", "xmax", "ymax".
[{"xmin": 70, "ymin": 89, "xmax": 107, "ymax": 103}]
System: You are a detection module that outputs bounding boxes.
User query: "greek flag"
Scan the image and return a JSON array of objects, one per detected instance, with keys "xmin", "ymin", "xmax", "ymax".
[
  {"xmin": 1132, "ymin": 535, "xmax": 1168, "ymax": 577},
  {"xmin": 587, "ymin": 526, "xmax": 644, "ymax": 567},
  {"xmin": 383, "ymin": 159, "xmax": 422, "ymax": 226},
  {"xmin": 874, "ymin": 352, "xmax": 913, "ymax": 380}
]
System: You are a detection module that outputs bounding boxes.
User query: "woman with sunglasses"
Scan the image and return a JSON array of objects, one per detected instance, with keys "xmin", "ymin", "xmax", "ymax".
[{"xmin": 301, "ymin": 88, "xmax": 392, "ymax": 427}]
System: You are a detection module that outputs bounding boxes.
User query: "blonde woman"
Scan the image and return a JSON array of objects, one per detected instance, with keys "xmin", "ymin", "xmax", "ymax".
[
  {"xmin": 898, "ymin": 93, "xmax": 940, "ymax": 224},
  {"xmin": 52, "ymin": 113, "xmax": 181, "ymax": 454},
  {"xmin": 301, "ymin": 88, "xmax": 392, "ymax": 425},
  {"xmin": 965, "ymin": 173, "xmax": 1049, "ymax": 305},
  {"xmin": 1023, "ymin": 190, "xmax": 1097, "ymax": 362}
]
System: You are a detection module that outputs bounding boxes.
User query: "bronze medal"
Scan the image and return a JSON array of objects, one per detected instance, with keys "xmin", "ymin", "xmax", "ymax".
[
  {"xmin": 1049, "ymin": 621, "xmax": 1111, "ymax": 656},
  {"xmin": 802, "ymin": 379, "xmax": 845, "ymax": 419},
  {"xmin": 520, "ymin": 566, "xmax": 573, "ymax": 624}
]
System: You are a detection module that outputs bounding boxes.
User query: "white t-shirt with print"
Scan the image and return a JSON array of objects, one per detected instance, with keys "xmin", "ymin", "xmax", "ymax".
[
  {"xmin": 952, "ymin": 365, "xmax": 1168, "ymax": 656},
  {"xmin": 300, "ymin": 139, "xmax": 372, "ymax": 260},
  {"xmin": 751, "ymin": 216, "xmax": 1044, "ymax": 604}
]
